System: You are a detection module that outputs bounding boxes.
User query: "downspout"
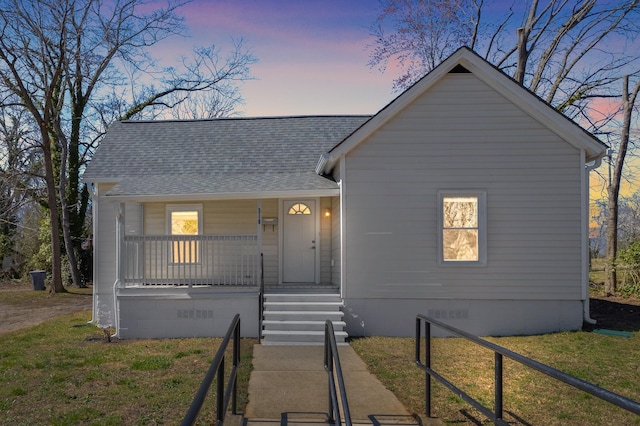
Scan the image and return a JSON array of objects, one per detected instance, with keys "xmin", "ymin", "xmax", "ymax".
[
  {"xmin": 88, "ymin": 183, "xmax": 98, "ymax": 324},
  {"xmin": 112, "ymin": 278, "xmax": 120, "ymax": 337},
  {"xmin": 583, "ymin": 155, "xmax": 603, "ymax": 325}
]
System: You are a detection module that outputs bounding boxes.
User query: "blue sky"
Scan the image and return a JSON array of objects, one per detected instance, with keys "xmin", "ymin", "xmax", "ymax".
[{"xmin": 153, "ymin": 0, "xmax": 398, "ymax": 116}]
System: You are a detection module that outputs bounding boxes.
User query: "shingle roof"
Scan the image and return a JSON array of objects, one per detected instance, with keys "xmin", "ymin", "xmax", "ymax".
[{"xmin": 83, "ymin": 116, "xmax": 371, "ymax": 197}]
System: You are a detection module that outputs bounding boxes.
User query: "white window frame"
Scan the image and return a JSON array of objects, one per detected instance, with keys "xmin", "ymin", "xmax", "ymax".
[
  {"xmin": 166, "ymin": 204, "xmax": 203, "ymax": 264},
  {"xmin": 437, "ymin": 190, "xmax": 487, "ymax": 266}
]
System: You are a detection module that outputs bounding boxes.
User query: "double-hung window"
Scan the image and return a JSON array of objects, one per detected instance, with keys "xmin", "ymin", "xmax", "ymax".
[
  {"xmin": 166, "ymin": 204, "xmax": 203, "ymax": 264},
  {"xmin": 438, "ymin": 191, "xmax": 486, "ymax": 265}
]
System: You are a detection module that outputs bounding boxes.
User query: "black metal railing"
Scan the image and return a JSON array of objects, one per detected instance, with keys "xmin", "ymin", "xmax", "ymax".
[
  {"xmin": 259, "ymin": 253, "xmax": 264, "ymax": 342},
  {"xmin": 324, "ymin": 320, "xmax": 352, "ymax": 426},
  {"xmin": 415, "ymin": 314, "xmax": 640, "ymax": 425},
  {"xmin": 182, "ymin": 314, "xmax": 241, "ymax": 426}
]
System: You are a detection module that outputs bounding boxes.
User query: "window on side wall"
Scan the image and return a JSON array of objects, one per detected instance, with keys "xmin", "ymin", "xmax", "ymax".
[
  {"xmin": 166, "ymin": 204, "xmax": 203, "ymax": 264},
  {"xmin": 438, "ymin": 191, "xmax": 486, "ymax": 266}
]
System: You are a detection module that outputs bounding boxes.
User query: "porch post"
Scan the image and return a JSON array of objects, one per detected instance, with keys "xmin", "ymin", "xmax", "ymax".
[{"xmin": 116, "ymin": 203, "xmax": 126, "ymax": 285}]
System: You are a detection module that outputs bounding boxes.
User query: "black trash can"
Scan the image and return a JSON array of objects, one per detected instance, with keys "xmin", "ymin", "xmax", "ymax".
[{"xmin": 29, "ymin": 270, "xmax": 46, "ymax": 291}]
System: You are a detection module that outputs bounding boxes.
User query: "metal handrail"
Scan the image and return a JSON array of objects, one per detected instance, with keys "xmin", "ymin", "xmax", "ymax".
[
  {"xmin": 259, "ymin": 253, "xmax": 264, "ymax": 342},
  {"xmin": 182, "ymin": 314, "xmax": 241, "ymax": 426},
  {"xmin": 324, "ymin": 320, "xmax": 352, "ymax": 426},
  {"xmin": 415, "ymin": 314, "xmax": 640, "ymax": 425}
]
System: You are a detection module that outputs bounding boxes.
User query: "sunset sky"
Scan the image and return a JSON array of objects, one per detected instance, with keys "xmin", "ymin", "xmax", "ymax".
[
  {"xmin": 148, "ymin": 0, "xmax": 636, "ymax": 198},
  {"xmin": 154, "ymin": 0, "xmax": 397, "ymax": 117}
]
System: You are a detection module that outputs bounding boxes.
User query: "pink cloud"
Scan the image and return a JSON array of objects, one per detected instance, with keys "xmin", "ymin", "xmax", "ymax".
[{"xmin": 589, "ymin": 97, "xmax": 623, "ymax": 122}]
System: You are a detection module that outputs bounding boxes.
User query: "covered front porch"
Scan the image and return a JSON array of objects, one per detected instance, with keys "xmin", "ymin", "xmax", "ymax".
[
  {"xmin": 112, "ymin": 197, "xmax": 340, "ymax": 290},
  {"xmin": 107, "ymin": 197, "xmax": 341, "ymax": 338}
]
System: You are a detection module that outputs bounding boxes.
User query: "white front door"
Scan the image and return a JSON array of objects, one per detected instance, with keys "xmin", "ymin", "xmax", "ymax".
[{"xmin": 283, "ymin": 200, "xmax": 316, "ymax": 283}]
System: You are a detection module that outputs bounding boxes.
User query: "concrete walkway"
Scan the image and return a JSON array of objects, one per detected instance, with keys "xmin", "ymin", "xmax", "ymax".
[{"xmin": 244, "ymin": 345, "xmax": 444, "ymax": 425}]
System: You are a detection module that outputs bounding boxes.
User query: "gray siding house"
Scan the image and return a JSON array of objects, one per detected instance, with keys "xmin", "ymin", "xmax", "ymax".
[{"xmin": 83, "ymin": 47, "xmax": 606, "ymax": 340}]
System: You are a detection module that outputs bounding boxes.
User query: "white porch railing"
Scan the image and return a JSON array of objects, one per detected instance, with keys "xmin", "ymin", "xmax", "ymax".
[{"xmin": 121, "ymin": 235, "xmax": 259, "ymax": 287}]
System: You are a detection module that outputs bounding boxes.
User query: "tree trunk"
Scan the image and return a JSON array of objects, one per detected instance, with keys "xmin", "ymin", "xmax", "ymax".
[
  {"xmin": 605, "ymin": 180, "xmax": 618, "ymax": 295},
  {"xmin": 63, "ymin": 103, "xmax": 86, "ymax": 287},
  {"xmin": 41, "ymin": 129, "xmax": 66, "ymax": 294},
  {"xmin": 514, "ymin": 0, "xmax": 538, "ymax": 84}
]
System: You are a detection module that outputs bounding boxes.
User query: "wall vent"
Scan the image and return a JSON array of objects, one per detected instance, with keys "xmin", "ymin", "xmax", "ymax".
[{"xmin": 449, "ymin": 64, "xmax": 471, "ymax": 73}]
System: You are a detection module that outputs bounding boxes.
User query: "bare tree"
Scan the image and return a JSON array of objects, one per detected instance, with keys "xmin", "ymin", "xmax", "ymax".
[
  {"xmin": 0, "ymin": 105, "xmax": 40, "ymax": 274},
  {"xmin": 605, "ymin": 75, "xmax": 640, "ymax": 294},
  {"xmin": 371, "ymin": 0, "xmax": 639, "ymax": 112},
  {"xmin": 0, "ymin": 0, "xmax": 256, "ymax": 292},
  {"xmin": 369, "ymin": 0, "xmax": 481, "ymax": 91},
  {"xmin": 118, "ymin": 41, "xmax": 255, "ymax": 120},
  {"xmin": 619, "ymin": 191, "xmax": 640, "ymax": 247}
]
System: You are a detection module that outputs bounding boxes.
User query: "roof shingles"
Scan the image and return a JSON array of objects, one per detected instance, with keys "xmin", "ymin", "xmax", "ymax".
[{"xmin": 84, "ymin": 116, "xmax": 370, "ymax": 197}]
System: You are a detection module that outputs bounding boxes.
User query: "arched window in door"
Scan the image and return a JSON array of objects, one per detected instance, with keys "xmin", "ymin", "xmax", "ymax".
[{"xmin": 288, "ymin": 203, "xmax": 311, "ymax": 215}]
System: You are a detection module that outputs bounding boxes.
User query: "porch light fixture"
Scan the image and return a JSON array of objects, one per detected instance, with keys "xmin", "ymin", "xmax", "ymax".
[{"xmin": 324, "ymin": 208, "xmax": 331, "ymax": 217}]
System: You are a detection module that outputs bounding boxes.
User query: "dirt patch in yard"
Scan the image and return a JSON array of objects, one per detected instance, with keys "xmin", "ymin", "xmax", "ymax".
[
  {"xmin": 0, "ymin": 280, "xmax": 92, "ymax": 336},
  {"xmin": 586, "ymin": 296, "xmax": 640, "ymax": 332}
]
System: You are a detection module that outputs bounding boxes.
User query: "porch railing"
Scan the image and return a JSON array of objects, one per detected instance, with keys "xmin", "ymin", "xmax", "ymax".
[{"xmin": 121, "ymin": 235, "xmax": 259, "ymax": 287}]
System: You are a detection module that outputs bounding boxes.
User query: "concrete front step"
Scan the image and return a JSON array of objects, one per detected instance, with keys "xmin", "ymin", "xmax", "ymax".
[
  {"xmin": 262, "ymin": 293, "xmax": 347, "ymax": 345},
  {"xmin": 263, "ymin": 301, "xmax": 344, "ymax": 311},
  {"xmin": 263, "ymin": 310, "xmax": 344, "ymax": 321},
  {"xmin": 262, "ymin": 319, "xmax": 346, "ymax": 331},
  {"xmin": 264, "ymin": 293, "xmax": 342, "ymax": 302}
]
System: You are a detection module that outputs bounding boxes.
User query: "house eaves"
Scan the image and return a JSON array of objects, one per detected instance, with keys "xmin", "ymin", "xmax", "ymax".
[
  {"xmin": 98, "ymin": 170, "xmax": 340, "ymax": 201},
  {"xmin": 316, "ymin": 47, "xmax": 607, "ymax": 176}
]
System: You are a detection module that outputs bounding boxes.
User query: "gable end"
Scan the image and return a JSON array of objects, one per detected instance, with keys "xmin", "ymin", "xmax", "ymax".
[{"xmin": 317, "ymin": 47, "xmax": 606, "ymax": 177}]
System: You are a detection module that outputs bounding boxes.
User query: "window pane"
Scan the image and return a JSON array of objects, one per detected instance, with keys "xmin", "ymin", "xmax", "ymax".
[
  {"xmin": 443, "ymin": 197, "xmax": 477, "ymax": 228},
  {"xmin": 443, "ymin": 229, "xmax": 478, "ymax": 261},
  {"xmin": 170, "ymin": 211, "xmax": 198, "ymax": 263},
  {"xmin": 171, "ymin": 211, "xmax": 198, "ymax": 235}
]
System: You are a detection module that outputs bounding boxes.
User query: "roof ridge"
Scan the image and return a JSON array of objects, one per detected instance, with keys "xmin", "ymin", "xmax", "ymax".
[{"xmin": 121, "ymin": 114, "xmax": 373, "ymax": 124}]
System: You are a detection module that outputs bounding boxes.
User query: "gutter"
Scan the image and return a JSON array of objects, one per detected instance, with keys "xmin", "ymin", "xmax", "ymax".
[{"xmin": 315, "ymin": 153, "xmax": 335, "ymax": 177}]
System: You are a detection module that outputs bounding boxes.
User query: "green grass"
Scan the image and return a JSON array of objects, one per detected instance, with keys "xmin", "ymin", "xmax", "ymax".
[
  {"xmin": 2, "ymin": 280, "xmax": 639, "ymax": 425},
  {"xmin": 351, "ymin": 331, "xmax": 640, "ymax": 425},
  {"xmin": 0, "ymin": 310, "xmax": 255, "ymax": 425}
]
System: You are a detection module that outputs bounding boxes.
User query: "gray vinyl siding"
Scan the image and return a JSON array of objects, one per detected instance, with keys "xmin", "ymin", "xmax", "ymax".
[
  {"xmin": 124, "ymin": 203, "xmax": 143, "ymax": 235},
  {"xmin": 94, "ymin": 184, "xmax": 118, "ymax": 327},
  {"xmin": 260, "ymin": 199, "xmax": 279, "ymax": 286},
  {"xmin": 343, "ymin": 73, "xmax": 583, "ymax": 301},
  {"xmin": 331, "ymin": 196, "xmax": 341, "ymax": 286},
  {"xmin": 319, "ymin": 197, "xmax": 332, "ymax": 284},
  {"xmin": 94, "ymin": 184, "xmax": 117, "ymax": 287}
]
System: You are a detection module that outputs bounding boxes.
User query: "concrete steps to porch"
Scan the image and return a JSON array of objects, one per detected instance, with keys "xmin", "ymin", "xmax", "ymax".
[{"xmin": 261, "ymin": 293, "xmax": 347, "ymax": 345}]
